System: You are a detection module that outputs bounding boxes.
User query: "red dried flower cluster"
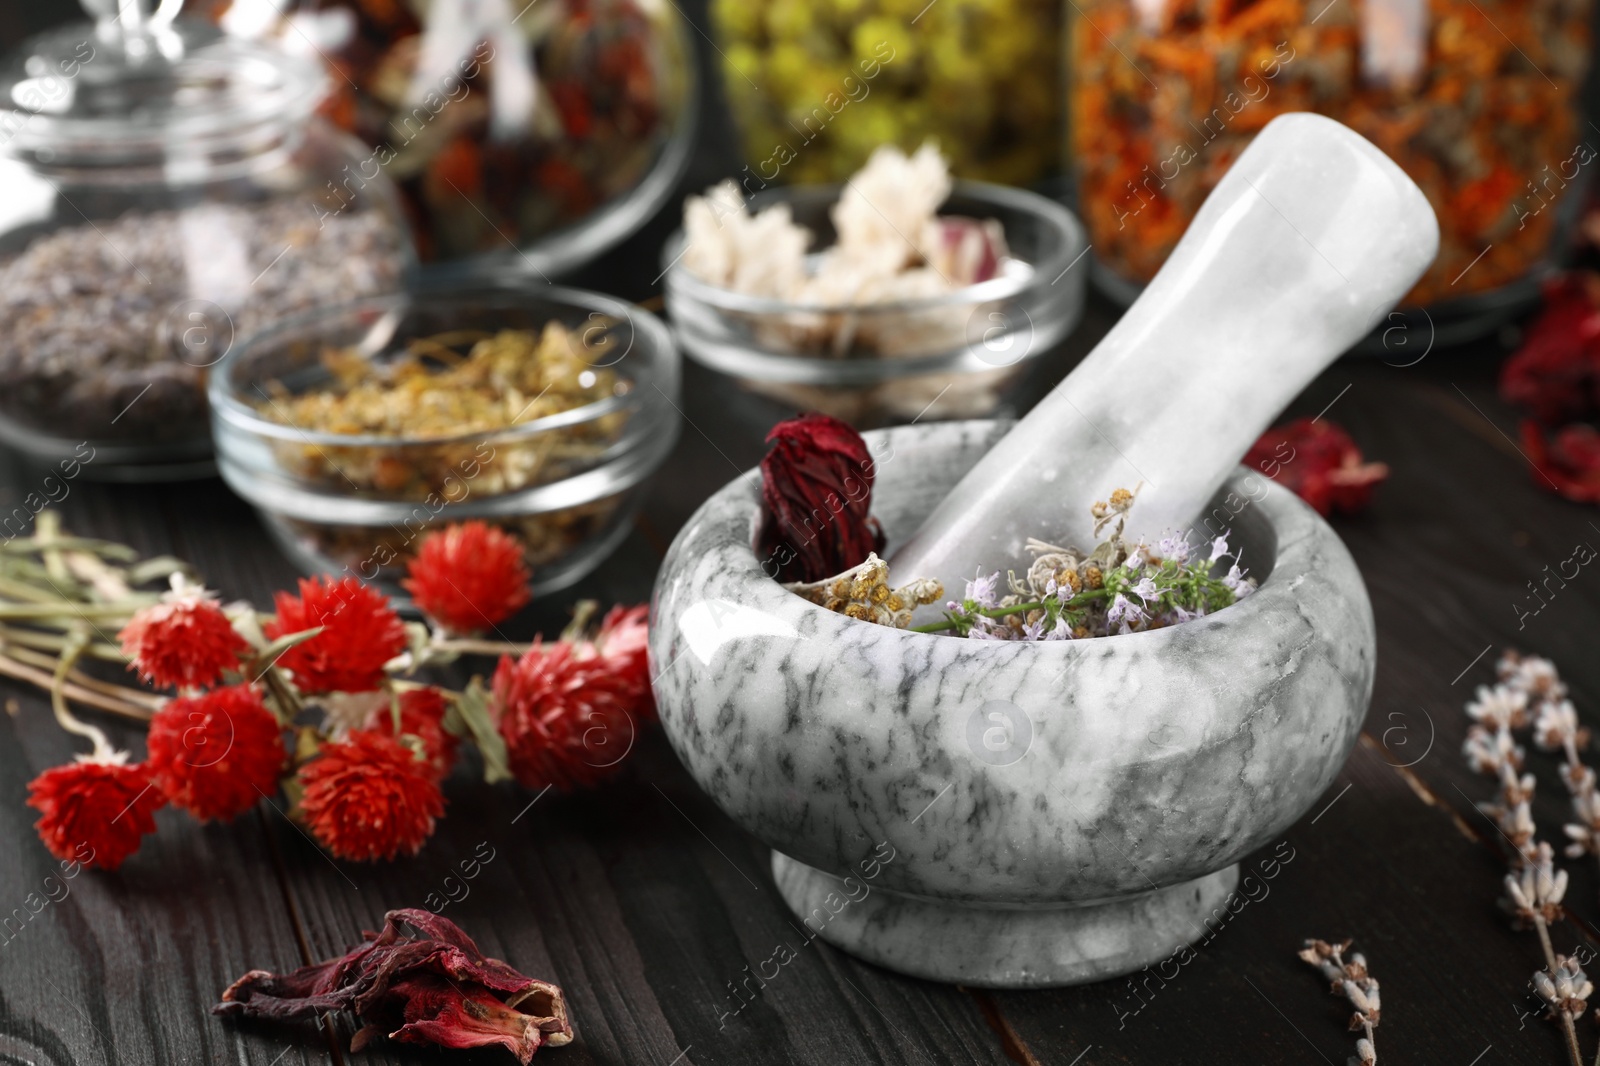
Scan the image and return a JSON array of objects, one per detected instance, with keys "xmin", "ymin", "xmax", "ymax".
[
  {"xmin": 1501, "ymin": 275, "xmax": 1600, "ymax": 502},
  {"xmin": 1244, "ymin": 418, "xmax": 1389, "ymax": 516},
  {"xmin": 146, "ymin": 685, "xmax": 285, "ymax": 823},
  {"xmin": 756, "ymin": 412, "xmax": 885, "ymax": 583},
  {"xmin": 27, "ymin": 522, "xmax": 648, "ymax": 873},
  {"xmin": 27, "ymin": 756, "xmax": 164, "ymax": 871},
  {"xmin": 594, "ymin": 604, "xmax": 652, "ymax": 719},
  {"xmin": 298, "ymin": 730, "xmax": 446, "ymax": 862},
  {"xmin": 403, "ymin": 520, "xmax": 532, "ymax": 634},
  {"xmin": 119, "ymin": 580, "xmax": 249, "ymax": 690},
  {"xmin": 266, "ymin": 576, "xmax": 409, "ymax": 693},
  {"xmin": 366, "ymin": 686, "xmax": 460, "ymax": 781},
  {"xmin": 493, "ymin": 639, "xmax": 642, "ymax": 792},
  {"xmin": 215, "ymin": 908, "xmax": 572, "ymax": 1063}
]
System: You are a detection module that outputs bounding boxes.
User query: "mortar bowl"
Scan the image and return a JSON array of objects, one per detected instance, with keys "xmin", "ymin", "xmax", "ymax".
[{"xmin": 647, "ymin": 420, "xmax": 1373, "ymax": 987}]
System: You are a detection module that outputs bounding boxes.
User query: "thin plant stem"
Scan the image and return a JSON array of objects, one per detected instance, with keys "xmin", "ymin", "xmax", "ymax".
[
  {"xmin": 0, "ymin": 654, "xmax": 154, "ymax": 722},
  {"xmin": 47, "ymin": 629, "xmax": 113, "ymax": 756},
  {"xmin": 0, "ymin": 603, "xmax": 133, "ymax": 621},
  {"xmin": 432, "ymin": 638, "xmax": 533, "ymax": 657},
  {"xmin": 1534, "ymin": 914, "xmax": 1584, "ymax": 1066},
  {"xmin": 0, "ymin": 624, "xmax": 128, "ymax": 662},
  {"xmin": 258, "ymin": 664, "xmax": 303, "ymax": 726},
  {"xmin": 910, "ymin": 590, "xmax": 1114, "ymax": 634},
  {"xmin": 1, "ymin": 644, "xmax": 162, "ymax": 711}
]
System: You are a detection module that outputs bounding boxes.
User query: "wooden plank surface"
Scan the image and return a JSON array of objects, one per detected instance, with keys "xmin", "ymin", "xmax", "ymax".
[{"xmin": 6, "ymin": 5, "xmax": 1600, "ymax": 1062}]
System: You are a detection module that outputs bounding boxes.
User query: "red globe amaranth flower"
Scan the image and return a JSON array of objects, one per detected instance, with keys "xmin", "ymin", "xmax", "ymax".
[
  {"xmin": 756, "ymin": 413, "xmax": 885, "ymax": 583},
  {"xmin": 297, "ymin": 730, "xmax": 445, "ymax": 861},
  {"xmin": 27, "ymin": 755, "xmax": 164, "ymax": 871},
  {"xmin": 266, "ymin": 576, "xmax": 408, "ymax": 693},
  {"xmin": 1244, "ymin": 418, "xmax": 1389, "ymax": 516},
  {"xmin": 1500, "ymin": 275, "xmax": 1600, "ymax": 428},
  {"xmin": 1522, "ymin": 421, "xmax": 1600, "ymax": 503},
  {"xmin": 119, "ymin": 580, "xmax": 248, "ymax": 690},
  {"xmin": 366, "ymin": 687, "xmax": 460, "ymax": 780},
  {"xmin": 402, "ymin": 521, "xmax": 532, "ymax": 634},
  {"xmin": 493, "ymin": 640, "xmax": 639, "ymax": 791},
  {"xmin": 146, "ymin": 686, "xmax": 286, "ymax": 822},
  {"xmin": 591, "ymin": 604, "xmax": 653, "ymax": 720}
]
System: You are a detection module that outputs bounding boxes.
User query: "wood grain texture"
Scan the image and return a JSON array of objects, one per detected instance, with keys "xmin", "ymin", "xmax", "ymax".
[{"xmin": 0, "ymin": 1, "xmax": 1595, "ymax": 1054}]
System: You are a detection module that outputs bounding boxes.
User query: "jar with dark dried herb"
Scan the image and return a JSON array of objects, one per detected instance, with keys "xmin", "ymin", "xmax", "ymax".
[{"xmin": 0, "ymin": 3, "xmax": 413, "ymax": 477}]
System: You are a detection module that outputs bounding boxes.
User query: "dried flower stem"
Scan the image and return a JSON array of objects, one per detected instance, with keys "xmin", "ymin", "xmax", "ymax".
[
  {"xmin": 1, "ymin": 644, "xmax": 162, "ymax": 711},
  {"xmin": 1469, "ymin": 652, "xmax": 1600, "ymax": 1066},
  {"xmin": 1298, "ymin": 939, "xmax": 1380, "ymax": 1066},
  {"xmin": 47, "ymin": 627, "xmax": 113, "ymax": 757},
  {"xmin": 0, "ymin": 653, "xmax": 155, "ymax": 722}
]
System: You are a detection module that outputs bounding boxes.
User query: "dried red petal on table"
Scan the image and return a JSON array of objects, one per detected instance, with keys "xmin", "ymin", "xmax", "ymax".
[
  {"xmin": 402, "ymin": 520, "xmax": 532, "ymax": 634},
  {"xmin": 1499, "ymin": 274, "xmax": 1600, "ymax": 427},
  {"xmin": 214, "ymin": 908, "xmax": 572, "ymax": 1061},
  {"xmin": 146, "ymin": 685, "xmax": 286, "ymax": 822},
  {"xmin": 365, "ymin": 686, "xmax": 460, "ymax": 780},
  {"xmin": 265, "ymin": 576, "xmax": 408, "ymax": 694},
  {"xmin": 297, "ymin": 730, "xmax": 445, "ymax": 861},
  {"xmin": 27, "ymin": 755, "xmax": 164, "ymax": 870},
  {"xmin": 591, "ymin": 603, "xmax": 653, "ymax": 719},
  {"xmin": 1243, "ymin": 418, "xmax": 1389, "ymax": 517},
  {"xmin": 756, "ymin": 412, "xmax": 886, "ymax": 583},
  {"xmin": 119, "ymin": 584, "xmax": 249, "ymax": 690},
  {"xmin": 493, "ymin": 639, "xmax": 639, "ymax": 791},
  {"xmin": 380, "ymin": 974, "xmax": 566, "ymax": 1064},
  {"xmin": 1522, "ymin": 420, "xmax": 1600, "ymax": 503}
]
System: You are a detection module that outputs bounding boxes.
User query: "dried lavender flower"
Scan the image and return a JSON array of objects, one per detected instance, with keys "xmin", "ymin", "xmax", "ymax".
[{"xmin": 1298, "ymin": 939, "xmax": 1380, "ymax": 1065}]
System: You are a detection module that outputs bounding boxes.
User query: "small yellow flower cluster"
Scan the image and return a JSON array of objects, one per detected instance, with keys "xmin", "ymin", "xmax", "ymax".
[{"xmin": 785, "ymin": 553, "xmax": 941, "ymax": 629}]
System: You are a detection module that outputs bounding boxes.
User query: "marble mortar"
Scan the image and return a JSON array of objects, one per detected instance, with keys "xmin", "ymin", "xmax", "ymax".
[{"xmin": 648, "ymin": 419, "xmax": 1373, "ymax": 987}]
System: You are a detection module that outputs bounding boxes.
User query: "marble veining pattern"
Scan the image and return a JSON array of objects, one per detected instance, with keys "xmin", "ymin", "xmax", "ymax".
[{"xmin": 649, "ymin": 420, "xmax": 1373, "ymax": 984}]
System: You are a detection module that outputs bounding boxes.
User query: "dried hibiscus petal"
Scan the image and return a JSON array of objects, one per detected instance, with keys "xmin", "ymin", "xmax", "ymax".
[
  {"xmin": 756, "ymin": 413, "xmax": 886, "ymax": 583},
  {"xmin": 214, "ymin": 908, "xmax": 572, "ymax": 1062},
  {"xmin": 1521, "ymin": 421, "xmax": 1600, "ymax": 504},
  {"xmin": 1499, "ymin": 275, "xmax": 1600, "ymax": 428},
  {"xmin": 1243, "ymin": 418, "xmax": 1388, "ymax": 517},
  {"xmin": 357, "ymin": 974, "xmax": 570, "ymax": 1063}
]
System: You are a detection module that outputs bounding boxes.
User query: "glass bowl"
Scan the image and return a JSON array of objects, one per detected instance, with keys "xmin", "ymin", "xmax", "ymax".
[
  {"xmin": 209, "ymin": 281, "xmax": 679, "ymax": 601},
  {"xmin": 663, "ymin": 181, "xmax": 1087, "ymax": 427}
]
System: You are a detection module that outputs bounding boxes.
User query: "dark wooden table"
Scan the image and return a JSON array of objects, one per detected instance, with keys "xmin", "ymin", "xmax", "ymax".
[
  {"xmin": 4, "ymin": 288, "xmax": 1599, "ymax": 1066},
  {"xmin": 7, "ymin": 7, "xmax": 1600, "ymax": 1064}
]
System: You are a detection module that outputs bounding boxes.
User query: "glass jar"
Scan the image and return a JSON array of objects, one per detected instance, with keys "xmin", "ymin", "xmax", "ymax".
[
  {"xmin": 1071, "ymin": 0, "xmax": 1592, "ymax": 323},
  {"xmin": 205, "ymin": 0, "xmax": 696, "ymax": 273},
  {"xmin": 711, "ymin": 0, "xmax": 1064, "ymax": 187},
  {"xmin": 0, "ymin": 3, "xmax": 414, "ymax": 479}
]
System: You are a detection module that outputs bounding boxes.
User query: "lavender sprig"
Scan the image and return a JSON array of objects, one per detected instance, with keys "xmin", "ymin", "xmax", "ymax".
[
  {"xmin": 1465, "ymin": 651, "xmax": 1595, "ymax": 1066},
  {"xmin": 1298, "ymin": 939, "xmax": 1380, "ymax": 1066}
]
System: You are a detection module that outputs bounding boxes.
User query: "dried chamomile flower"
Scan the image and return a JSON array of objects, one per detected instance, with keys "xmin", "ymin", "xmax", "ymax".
[{"xmin": 785, "ymin": 553, "xmax": 942, "ymax": 630}]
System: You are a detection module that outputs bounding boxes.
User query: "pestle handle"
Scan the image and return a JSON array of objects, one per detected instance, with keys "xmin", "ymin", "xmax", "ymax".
[{"xmin": 888, "ymin": 113, "xmax": 1439, "ymax": 600}]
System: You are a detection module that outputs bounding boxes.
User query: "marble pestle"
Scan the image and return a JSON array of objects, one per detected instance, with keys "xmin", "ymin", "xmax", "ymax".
[{"xmin": 888, "ymin": 113, "xmax": 1440, "ymax": 602}]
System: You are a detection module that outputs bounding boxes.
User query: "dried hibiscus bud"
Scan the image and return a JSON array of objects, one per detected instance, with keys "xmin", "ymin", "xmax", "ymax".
[
  {"xmin": 756, "ymin": 413, "xmax": 885, "ymax": 584},
  {"xmin": 214, "ymin": 908, "xmax": 572, "ymax": 1063},
  {"xmin": 1244, "ymin": 418, "xmax": 1388, "ymax": 517}
]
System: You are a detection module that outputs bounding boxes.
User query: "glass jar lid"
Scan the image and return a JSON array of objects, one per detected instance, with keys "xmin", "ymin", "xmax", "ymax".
[{"xmin": 0, "ymin": 0, "xmax": 327, "ymax": 160}]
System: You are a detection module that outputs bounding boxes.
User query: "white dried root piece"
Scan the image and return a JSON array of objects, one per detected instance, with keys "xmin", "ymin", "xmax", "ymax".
[{"xmin": 679, "ymin": 144, "xmax": 1010, "ymax": 360}]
